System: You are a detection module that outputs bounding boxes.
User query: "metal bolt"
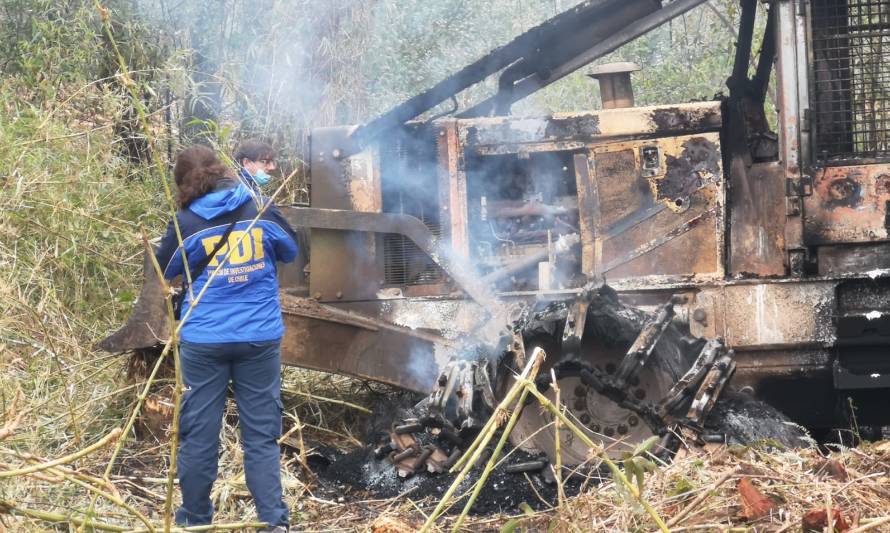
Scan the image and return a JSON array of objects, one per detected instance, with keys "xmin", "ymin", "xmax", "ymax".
[
  {"xmin": 439, "ymin": 130, "xmax": 445, "ymax": 136},
  {"xmin": 574, "ymin": 385, "xmax": 587, "ymax": 397},
  {"xmin": 617, "ymin": 424, "xmax": 628, "ymax": 435},
  {"xmin": 580, "ymin": 414, "xmax": 591, "ymax": 425},
  {"xmin": 634, "ymin": 388, "xmax": 646, "ymax": 400},
  {"xmin": 693, "ymin": 308, "xmax": 707, "ymax": 323},
  {"xmin": 574, "ymin": 398, "xmax": 586, "ymax": 412},
  {"xmin": 336, "ymin": 291, "xmax": 343, "ymax": 299},
  {"xmin": 591, "ymin": 424, "xmax": 601, "ymax": 433},
  {"xmin": 314, "ymin": 292, "xmax": 322, "ymax": 300},
  {"xmin": 604, "ymin": 427, "xmax": 615, "ymax": 437},
  {"xmin": 628, "ymin": 415, "xmax": 639, "ymax": 427}
]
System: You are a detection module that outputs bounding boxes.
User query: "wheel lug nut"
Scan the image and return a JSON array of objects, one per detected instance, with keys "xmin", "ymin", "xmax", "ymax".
[
  {"xmin": 580, "ymin": 414, "xmax": 591, "ymax": 425},
  {"xmin": 628, "ymin": 415, "xmax": 639, "ymax": 427},
  {"xmin": 604, "ymin": 427, "xmax": 615, "ymax": 437},
  {"xmin": 634, "ymin": 388, "xmax": 646, "ymax": 400},
  {"xmin": 617, "ymin": 424, "xmax": 628, "ymax": 435},
  {"xmin": 574, "ymin": 398, "xmax": 586, "ymax": 411},
  {"xmin": 591, "ymin": 424, "xmax": 601, "ymax": 433},
  {"xmin": 575, "ymin": 385, "xmax": 586, "ymax": 397}
]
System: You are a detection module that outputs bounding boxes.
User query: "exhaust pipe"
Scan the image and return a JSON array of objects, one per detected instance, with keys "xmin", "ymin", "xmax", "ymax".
[{"xmin": 588, "ymin": 62, "xmax": 640, "ymax": 109}]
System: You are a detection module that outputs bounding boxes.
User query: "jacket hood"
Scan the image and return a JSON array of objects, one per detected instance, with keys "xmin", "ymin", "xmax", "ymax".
[{"xmin": 188, "ymin": 182, "xmax": 253, "ymax": 220}]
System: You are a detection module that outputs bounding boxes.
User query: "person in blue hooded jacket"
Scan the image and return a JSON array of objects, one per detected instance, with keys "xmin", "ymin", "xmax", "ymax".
[
  {"xmin": 235, "ymin": 139, "xmax": 277, "ymax": 192},
  {"xmin": 155, "ymin": 145, "xmax": 296, "ymax": 532}
]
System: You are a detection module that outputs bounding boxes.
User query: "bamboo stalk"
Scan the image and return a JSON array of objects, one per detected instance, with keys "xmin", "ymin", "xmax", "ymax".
[
  {"xmin": 0, "ymin": 501, "xmax": 128, "ymax": 532},
  {"xmin": 283, "ymin": 388, "xmax": 373, "ymax": 414},
  {"xmin": 0, "ymin": 500, "xmax": 267, "ymax": 533},
  {"xmin": 551, "ymin": 368, "xmax": 566, "ymax": 511},
  {"xmin": 849, "ymin": 516, "xmax": 890, "ymax": 532},
  {"xmin": 0, "ymin": 428, "xmax": 121, "ymax": 478},
  {"xmin": 450, "ymin": 386, "xmax": 532, "ymax": 532},
  {"xmin": 164, "ymin": 336, "xmax": 183, "ymax": 531},
  {"xmin": 281, "ymin": 411, "xmax": 309, "ymax": 473},
  {"xmin": 40, "ymin": 464, "xmax": 155, "ymax": 533},
  {"xmin": 421, "ymin": 349, "xmax": 545, "ymax": 533},
  {"xmin": 451, "ymin": 348, "xmax": 546, "ymax": 473},
  {"xmin": 516, "ymin": 377, "xmax": 669, "ymax": 533}
]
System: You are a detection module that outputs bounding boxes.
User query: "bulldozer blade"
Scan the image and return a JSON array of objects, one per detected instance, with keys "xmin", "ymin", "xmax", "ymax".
[{"xmin": 99, "ymin": 251, "xmax": 170, "ymax": 352}]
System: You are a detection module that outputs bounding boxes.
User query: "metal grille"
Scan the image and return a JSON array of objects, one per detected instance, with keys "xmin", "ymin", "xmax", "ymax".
[
  {"xmin": 381, "ymin": 129, "xmax": 445, "ymax": 286},
  {"xmin": 811, "ymin": 0, "xmax": 890, "ymax": 162}
]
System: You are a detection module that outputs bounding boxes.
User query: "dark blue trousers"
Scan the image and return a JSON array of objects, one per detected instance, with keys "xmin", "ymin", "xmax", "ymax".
[{"xmin": 175, "ymin": 340, "xmax": 289, "ymax": 528}]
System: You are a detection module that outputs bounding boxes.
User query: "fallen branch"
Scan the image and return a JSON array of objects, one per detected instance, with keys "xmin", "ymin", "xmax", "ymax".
[{"xmin": 848, "ymin": 516, "xmax": 890, "ymax": 533}]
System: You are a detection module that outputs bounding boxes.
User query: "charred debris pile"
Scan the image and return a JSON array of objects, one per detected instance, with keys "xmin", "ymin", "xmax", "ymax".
[{"xmin": 311, "ymin": 283, "xmax": 811, "ymax": 513}]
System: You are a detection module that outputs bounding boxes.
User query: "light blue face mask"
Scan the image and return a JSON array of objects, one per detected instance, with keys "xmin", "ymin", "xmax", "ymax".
[{"xmin": 251, "ymin": 169, "xmax": 271, "ymax": 186}]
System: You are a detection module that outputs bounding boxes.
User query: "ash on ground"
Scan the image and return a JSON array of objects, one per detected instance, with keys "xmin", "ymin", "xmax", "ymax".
[
  {"xmin": 704, "ymin": 392, "xmax": 814, "ymax": 449},
  {"xmin": 320, "ymin": 444, "xmax": 599, "ymax": 515}
]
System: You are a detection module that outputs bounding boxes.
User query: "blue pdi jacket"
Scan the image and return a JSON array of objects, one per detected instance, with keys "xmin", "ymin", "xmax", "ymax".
[{"xmin": 155, "ymin": 182, "xmax": 298, "ymax": 344}]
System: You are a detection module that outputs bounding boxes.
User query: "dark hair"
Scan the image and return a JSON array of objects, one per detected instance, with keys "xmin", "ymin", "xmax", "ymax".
[
  {"xmin": 234, "ymin": 139, "xmax": 276, "ymax": 164},
  {"xmin": 173, "ymin": 145, "xmax": 231, "ymax": 208}
]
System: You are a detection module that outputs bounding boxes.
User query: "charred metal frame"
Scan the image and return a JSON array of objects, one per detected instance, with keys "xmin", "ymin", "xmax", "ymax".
[{"xmin": 103, "ymin": 0, "xmax": 890, "ymax": 429}]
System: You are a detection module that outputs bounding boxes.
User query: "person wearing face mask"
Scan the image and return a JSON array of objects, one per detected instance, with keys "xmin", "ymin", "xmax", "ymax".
[{"xmin": 235, "ymin": 139, "xmax": 277, "ymax": 191}]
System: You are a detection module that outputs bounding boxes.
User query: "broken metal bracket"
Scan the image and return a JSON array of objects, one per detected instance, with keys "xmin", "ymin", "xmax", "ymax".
[
  {"xmin": 561, "ymin": 298, "xmax": 591, "ymax": 363},
  {"xmin": 685, "ymin": 352, "xmax": 736, "ymax": 426},
  {"xmin": 613, "ymin": 299, "xmax": 677, "ymax": 386},
  {"xmin": 657, "ymin": 338, "xmax": 725, "ymax": 420},
  {"xmin": 785, "ymin": 175, "xmax": 813, "ymax": 197}
]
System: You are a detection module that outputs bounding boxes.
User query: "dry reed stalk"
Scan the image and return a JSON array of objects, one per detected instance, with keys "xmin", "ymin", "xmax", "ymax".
[
  {"xmin": 421, "ymin": 348, "xmax": 546, "ymax": 532},
  {"xmin": 0, "ymin": 389, "xmax": 26, "ymax": 442},
  {"xmin": 0, "ymin": 428, "xmax": 121, "ymax": 478},
  {"xmin": 666, "ymin": 467, "xmax": 741, "ymax": 527},
  {"xmin": 282, "ymin": 388, "xmax": 373, "ymax": 414},
  {"xmin": 449, "ymin": 385, "xmax": 533, "ymax": 532},
  {"xmin": 551, "ymin": 368, "xmax": 566, "ymax": 512},
  {"xmin": 516, "ymin": 377, "xmax": 670, "ymax": 532}
]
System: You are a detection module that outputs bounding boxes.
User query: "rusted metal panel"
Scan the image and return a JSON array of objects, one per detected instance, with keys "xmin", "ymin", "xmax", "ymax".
[
  {"xmin": 279, "ymin": 311, "xmax": 442, "ymax": 394},
  {"xmin": 457, "ymin": 102, "xmax": 722, "ymax": 154},
  {"xmin": 435, "ymin": 120, "xmax": 470, "ymax": 258},
  {"xmin": 588, "ymin": 133, "xmax": 725, "ymax": 281},
  {"xmin": 803, "ymin": 163, "xmax": 890, "ymax": 244},
  {"xmin": 310, "ymin": 127, "xmax": 384, "ymax": 302},
  {"xmin": 775, "ymin": 0, "xmax": 807, "ymax": 269},
  {"xmin": 818, "ymin": 242, "xmax": 890, "ymax": 276},
  {"xmin": 690, "ymin": 282, "xmax": 836, "ymax": 349},
  {"xmin": 730, "ymin": 349, "xmax": 838, "ymax": 426},
  {"xmin": 574, "ymin": 153, "xmax": 599, "ymax": 274},
  {"xmin": 729, "ymin": 162, "xmax": 787, "ymax": 276}
]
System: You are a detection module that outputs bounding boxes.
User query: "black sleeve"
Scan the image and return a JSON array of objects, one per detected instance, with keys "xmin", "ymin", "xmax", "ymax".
[{"xmin": 155, "ymin": 218, "xmax": 184, "ymax": 280}]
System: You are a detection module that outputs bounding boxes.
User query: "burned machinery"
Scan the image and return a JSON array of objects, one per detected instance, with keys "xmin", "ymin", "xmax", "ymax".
[{"xmin": 105, "ymin": 0, "xmax": 890, "ymax": 465}]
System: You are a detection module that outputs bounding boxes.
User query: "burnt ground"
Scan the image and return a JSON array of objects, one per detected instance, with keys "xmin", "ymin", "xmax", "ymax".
[
  {"xmin": 313, "ymin": 444, "xmax": 600, "ymax": 515},
  {"xmin": 298, "ymin": 391, "xmax": 812, "ymax": 516},
  {"xmin": 704, "ymin": 392, "xmax": 814, "ymax": 449}
]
